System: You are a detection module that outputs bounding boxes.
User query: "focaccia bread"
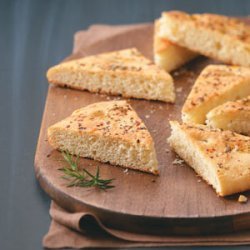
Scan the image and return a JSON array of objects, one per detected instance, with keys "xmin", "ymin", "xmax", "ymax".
[
  {"xmin": 154, "ymin": 19, "xmax": 198, "ymax": 72},
  {"xmin": 206, "ymin": 96, "xmax": 250, "ymax": 136},
  {"xmin": 47, "ymin": 48, "xmax": 175, "ymax": 103},
  {"xmin": 159, "ymin": 11, "xmax": 250, "ymax": 67},
  {"xmin": 168, "ymin": 121, "xmax": 250, "ymax": 196},
  {"xmin": 48, "ymin": 100, "xmax": 159, "ymax": 175},
  {"xmin": 182, "ymin": 65, "xmax": 250, "ymax": 124}
]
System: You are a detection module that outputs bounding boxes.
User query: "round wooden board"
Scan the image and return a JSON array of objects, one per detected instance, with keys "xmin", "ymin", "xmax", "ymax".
[{"xmin": 35, "ymin": 22, "xmax": 250, "ymax": 235}]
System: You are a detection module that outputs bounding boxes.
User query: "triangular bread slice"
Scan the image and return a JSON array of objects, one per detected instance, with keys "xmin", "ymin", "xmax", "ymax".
[
  {"xmin": 159, "ymin": 11, "xmax": 250, "ymax": 67},
  {"xmin": 154, "ymin": 19, "xmax": 198, "ymax": 72},
  {"xmin": 182, "ymin": 65, "xmax": 250, "ymax": 124},
  {"xmin": 47, "ymin": 48, "xmax": 175, "ymax": 103},
  {"xmin": 168, "ymin": 121, "xmax": 250, "ymax": 196},
  {"xmin": 206, "ymin": 95, "xmax": 250, "ymax": 136},
  {"xmin": 48, "ymin": 100, "xmax": 159, "ymax": 175}
]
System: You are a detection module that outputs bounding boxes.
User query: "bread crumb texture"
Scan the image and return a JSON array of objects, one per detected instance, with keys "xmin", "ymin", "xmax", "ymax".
[
  {"xmin": 154, "ymin": 19, "xmax": 197, "ymax": 72},
  {"xmin": 160, "ymin": 11, "xmax": 250, "ymax": 66},
  {"xmin": 47, "ymin": 48, "xmax": 175, "ymax": 102},
  {"xmin": 168, "ymin": 121, "xmax": 250, "ymax": 196},
  {"xmin": 48, "ymin": 100, "xmax": 159, "ymax": 175}
]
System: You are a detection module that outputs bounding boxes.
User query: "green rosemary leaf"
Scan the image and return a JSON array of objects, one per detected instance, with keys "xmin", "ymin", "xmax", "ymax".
[
  {"xmin": 96, "ymin": 166, "xmax": 100, "ymax": 179},
  {"xmin": 59, "ymin": 151, "xmax": 115, "ymax": 191},
  {"xmin": 82, "ymin": 168, "xmax": 95, "ymax": 178}
]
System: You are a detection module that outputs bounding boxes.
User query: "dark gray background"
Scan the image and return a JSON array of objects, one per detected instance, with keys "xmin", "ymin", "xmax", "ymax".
[{"xmin": 1, "ymin": 0, "xmax": 250, "ymax": 249}]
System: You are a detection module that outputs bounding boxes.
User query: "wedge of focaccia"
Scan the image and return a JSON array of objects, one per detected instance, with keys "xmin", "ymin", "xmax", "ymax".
[
  {"xmin": 182, "ymin": 65, "xmax": 250, "ymax": 124},
  {"xmin": 47, "ymin": 48, "xmax": 175, "ymax": 103},
  {"xmin": 154, "ymin": 19, "xmax": 198, "ymax": 72},
  {"xmin": 206, "ymin": 96, "xmax": 250, "ymax": 136},
  {"xmin": 159, "ymin": 11, "xmax": 250, "ymax": 67},
  {"xmin": 48, "ymin": 100, "xmax": 159, "ymax": 175},
  {"xmin": 168, "ymin": 121, "xmax": 250, "ymax": 196}
]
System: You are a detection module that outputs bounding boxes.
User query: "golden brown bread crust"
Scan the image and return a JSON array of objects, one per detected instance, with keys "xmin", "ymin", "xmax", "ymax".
[
  {"xmin": 168, "ymin": 121, "xmax": 250, "ymax": 196},
  {"xmin": 68, "ymin": 101, "xmax": 152, "ymax": 146},
  {"xmin": 163, "ymin": 11, "xmax": 250, "ymax": 42},
  {"xmin": 182, "ymin": 65, "xmax": 250, "ymax": 124},
  {"xmin": 206, "ymin": 96, "xmax": 250, "ymax": 135},
  {"xmin": 48, "ymin": 100, "xmax": 159, "ymax": 175},
  {"xmin": 208, "ymin": 95, "xmax": 250, "ymax": 116},
  {"xmin": 154, "ymin": 20, "xmax": 177, "ymax": 53},
  {"xmin": 160, "ymin": 11, "xmax": 250, "ymax": 66},
  {"xmin": 47, "ymin": 48, "xmax": 175, "ymax": 102},
  {"xmin": 154, "ymin": 19, "xmax": 197, "ymax": 72}
]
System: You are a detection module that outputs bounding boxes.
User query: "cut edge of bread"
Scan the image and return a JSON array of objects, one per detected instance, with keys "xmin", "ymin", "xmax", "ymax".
[
  {"xmin": 168, "ymin": 120, "xmax": 250, "ymax": 196},
  {"xmin": 160, "ymin": 11, "xmax": 250, "ymax": 67},
  {"xmin": 168, "ymin": 121, "xmax": 221, "ymax": 195},
  {"xmin": 47, "ymin": 100, "xmax": 159, "ymax": 175},
  {"xmin": 154, "ymin": 19, "xmax": 198, "ymax": 72},
  {"xmin": 47, "ymin": 48, "xmax": 175, "ymax": 103}
]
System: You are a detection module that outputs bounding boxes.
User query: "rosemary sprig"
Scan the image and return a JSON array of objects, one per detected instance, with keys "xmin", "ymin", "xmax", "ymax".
[{"xmin": 59, "ymin": 151, "xmax": 115, "ymax": 190}]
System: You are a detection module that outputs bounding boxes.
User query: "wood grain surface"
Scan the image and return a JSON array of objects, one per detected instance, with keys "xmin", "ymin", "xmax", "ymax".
[{"xmin": 35, "ymin": 22, "xmax": 250, "ymax": 235}]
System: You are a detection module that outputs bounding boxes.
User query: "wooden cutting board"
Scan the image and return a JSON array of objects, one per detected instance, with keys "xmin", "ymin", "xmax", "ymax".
[{"xmin": 35, "ymin": 21, "xmax": 250, "ymax": 236}]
